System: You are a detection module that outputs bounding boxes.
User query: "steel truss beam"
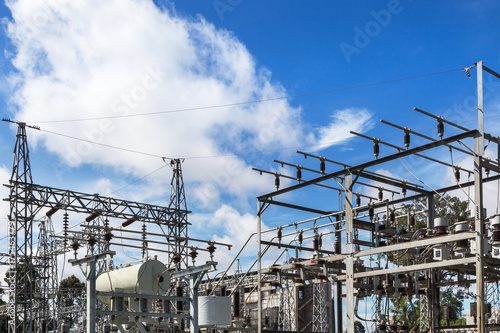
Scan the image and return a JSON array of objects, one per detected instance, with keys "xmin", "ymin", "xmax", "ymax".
[
  {"xmin": 4, "ymin": 182, "xmax": 188, "ymax": 224},
  {"xmin": 258, "ymin": 130, "xmax": 479, "ymax": 201}
]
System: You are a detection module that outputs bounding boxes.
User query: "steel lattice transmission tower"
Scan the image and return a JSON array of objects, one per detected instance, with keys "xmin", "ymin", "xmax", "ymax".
[
  {"xmin": 167, "ymin": 158, "xmax": 189, "ymax": 269},
  {"xmin": 6, "ymin": 122, "xmax": 39, "ymax": 333},
  {"xmin": 34, "ymin": 216, "xmax": 60, "ymax": 332}
]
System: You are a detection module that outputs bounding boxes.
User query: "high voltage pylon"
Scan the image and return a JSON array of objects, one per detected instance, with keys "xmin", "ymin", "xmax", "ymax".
[
  {"xmin": 167, "ymin": 158, "xmax": 189, "ymax": 269},
  {"xmin": 34, "ymin": 216, "xmax": 60, "ymax": 332},
  {"xmin": 3, "ymin": 120, "xmax": 195, "ymax": 332},
  {"xmin": 6, "ymin": 121, "xmax": 39, "ymax": 332}
]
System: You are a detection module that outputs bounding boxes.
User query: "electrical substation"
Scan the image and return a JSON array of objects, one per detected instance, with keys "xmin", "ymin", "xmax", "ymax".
[{"xmin": 1, "ymin": 61, "xmax": 500, "ymax": 333}]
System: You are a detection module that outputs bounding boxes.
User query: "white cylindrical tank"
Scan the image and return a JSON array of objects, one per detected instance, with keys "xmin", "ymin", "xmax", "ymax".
[
  {"xmin": 434, "ymin": 217, "xmax": 449, "ymax": 227},
  {"xmin": 198, "ymin": 296, "xmax": 232, "ymax": 327},
  {"xmin": 96, "ymin": 259, "xmax": 170, "ymax": 305}
]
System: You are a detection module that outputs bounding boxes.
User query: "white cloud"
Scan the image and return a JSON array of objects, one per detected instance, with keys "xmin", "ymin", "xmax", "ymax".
[
  {"xmin": 313, "ymin": 108, "xmax": 373, "ymax": 151},
  {"xmin": 5, "ymin": 0, "xmax": 372, "ymax": 210}
]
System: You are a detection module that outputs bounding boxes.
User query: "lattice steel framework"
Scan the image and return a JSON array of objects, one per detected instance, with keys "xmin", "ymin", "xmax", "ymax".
[
  {"xmin": 313, "ymin": 282, "xmax": 329, "ymax": 332},
  {"xmin": 486, "ymin": 281, "xmax": 500, "ymax": 324},
  {"xmin": 4, "ymin": 121, "xmax": 189, "ymax": 331},
  {"xmin": 419, "ymin": 295, "xmax": 429, "ymax": 332},
  {"xmin": 7, "ymin": 123, "xmax": 38, "ymax": 333},
  {"xmin": 167, "ymin": 159, "xmax": 189, "ymax": 269},
  {"xmin": 278, "ymin": 284, "xmax": 297, "ymax": 331},
  {"xmin": 34, "ymin": 216, "xmax": 60, "ymax": 332}
]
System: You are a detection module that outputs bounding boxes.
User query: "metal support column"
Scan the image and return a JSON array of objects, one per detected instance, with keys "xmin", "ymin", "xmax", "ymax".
[
  {"xmin": 345, "ymin": 174, "xmax": 355, "ymax": 333},
  {"xmin": 190, "ymin": 273, "xmax": 199, "ymax": 333},
  {"xmin": 475, "ymin": 60, "xmax": 486, "ymax": 333},
  {"xmin": 257, "ymin": 200, "xmax": 262, "ymax": 333},
  {"xmin": 337, "ymin": 281, "xmax": 342, "ymax": 333},
  {"xmin": 69, "ymin": 251, "xmax": 115, "ymax": 333}
]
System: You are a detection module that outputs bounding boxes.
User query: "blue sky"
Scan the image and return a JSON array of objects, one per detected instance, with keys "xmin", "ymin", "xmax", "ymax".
[{"xmin": 0, "ymin": 0, "xmax": 499, "ymax": 318}]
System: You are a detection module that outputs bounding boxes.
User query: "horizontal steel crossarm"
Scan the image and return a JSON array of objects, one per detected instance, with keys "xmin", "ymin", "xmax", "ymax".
[
  {"xmin": 258, "ymin": 130, "xmax": 479, "ymax": 201},
  {"xmin": 171, "ymin": 261, "xmax": 217, "ymax": 279},
  {"xmin": 354, "ymin": 232, "xmax": 475, "ymax": 257},
  {"xmin": 260, "ymin": 240, "xmax": 336, "ymax": 255},
  {"xmin": 356, "ymin": 170, "xmax": 430, "ymax": 194},
  {"xmin": 295, "ymin": 151, "xmax": 423, "ymax": 188},
  {"xmin": 98, "ymin": 310, "xmax": 191, "ymax": 319},
  {"xmin": 5, "ymin": 183, "xmax": 189, "ymax": 224},
  {"xmin": 337, "ymin": 256, "xmax": 476, "ymax": 280},
  {"xmin": 96, "ymin": 291, "xmax": 189, "ymax": 301},
  {"xmin": 264, "ymin": 199, "xmax": 333, "ymax": 215}
]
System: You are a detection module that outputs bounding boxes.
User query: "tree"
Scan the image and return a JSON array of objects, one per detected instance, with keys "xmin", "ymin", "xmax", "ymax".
[
  {"xmin": 354, "ymin": 320, "xmax": 366, "ymax": 333},
  {"xmin": 0, "ymin": 289, "xmax": 7, "ymax": 332},
  {"xmin": 58, "ymin": 275, "xmax": 85, "ymax": 328},
  {"xmin": 390, "ymin": 195, "xmax": 470, "ymax": 328}
]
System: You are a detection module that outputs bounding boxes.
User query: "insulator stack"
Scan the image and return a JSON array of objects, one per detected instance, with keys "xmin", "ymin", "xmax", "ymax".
[
  {"xmin": 275, "ymin": 175, "xmax": 280, "ymax": 190},
  {"xmin": 207, "ymin": 241, "xmax": 216, "ymax": 256},
  {"xmin": 87, "ymin": 235, "xmax": 97, "ymax": 248},
  {"xmin": 437, "ymin": 120, "xmax": 444, "ymax": 138},
  {"xmin": 189, "ymin": 247, "xmax": 198, "ymax": 261},
  {"xmin": 356, "ymin": 195, "xmax": 361, "ymax": 207},
  {"xmin": 320, "ymin": 159, "xmax": 326, "ymax": 174},
  {"xmin": 296, "ymin": 168, "xmax": 302, "ymax": 181},
  {"xmin": 390, "ymin": 209, "xmax": 395, "ymax": 223},
  {"xmin": 173, "ymin": 253, "xmax": 181, "ymax": 264},
  {"xmin": 369, "ymin": 205, "xmax": 375, "ymax": 221},
  {"xmin": 404, "ymin": 130, "xmax": 410, "ymax": 148},
  {"xmin": 277, "ymin": 227, "xmax": 282, "ymax": 247},
  {"xmin": 176, "ymin": 282, "xmax": 183, "ymax": 314},
  {"xmin": 373, "ymin": 140, "xmax": 380, "ymax": 159},
  {"xmin": 233, "ymin": 291, "xmax": 240, "ymax": 318},
  {"xmin": 378, "ymin": 188, "xmax": 383, "ymax": 201},
  {"xmin": 492, "ymin": 216, "xmax": 500, "ymax": 244},
  {"xmin": 334, "ymin": 241, "xmax": 341, "ymax": 254},
  {"xmin": 434, "ymin": 217, "xmax": 449, "ymax": 235},
  {"xmin": 298, "ymin": 230, "xmax": 303, "ymax": 245},
  {"xmin": 104, "ymin": 227, "xmax": 113, "ymax": 242},
  {"xmin": 313, "ymin": 235, "xmax": 319, "ymax": 251},
  {"xmin": 71, "ymin": 239, "xmax": 80, "ymax": 252},
  {"xmin": 454, "ymin": 167, "xmax": 460, "ymax": 182},
  {"xmin": 318, "ymin": 234, "xmax": 322, "ymax": 249},
  {"xmin": 402, "ymin": 187, "xmax": 407, "ymax": 196},
  {"xmin": 63, "ymin": 212, "xmax": 69, "ymax": 247},
  {"xmin": 455, "ymin": 221, "xmax": 470, "ymax": 249},
  {"xmin": 409, "ymin": 214, "xmax": 415, "ymax": 228},
  {"xmin": 142, "ymin": 222, "xmax": 147, "ymax": 258}
]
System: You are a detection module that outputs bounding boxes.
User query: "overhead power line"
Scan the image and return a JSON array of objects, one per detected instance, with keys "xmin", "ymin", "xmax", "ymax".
[{"xmin": 29, "ymin": 68, "xmax": 464, "ymax": 124}]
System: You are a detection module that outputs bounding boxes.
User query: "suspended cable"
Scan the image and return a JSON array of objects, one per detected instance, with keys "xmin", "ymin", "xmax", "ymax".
[
  {"xmin": 27, "ymin": 68, "xmax": 464, "ymax": 124},
  {"xmin": 399, "ymin": 157, "xmax": 454, "ymax": 209},
  {"xmin": 449, "ymin": 148, "xmax": 475, "ymax": 205}
]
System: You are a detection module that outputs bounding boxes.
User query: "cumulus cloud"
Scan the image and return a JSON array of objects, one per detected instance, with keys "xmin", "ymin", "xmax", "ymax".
[
  {"xmin": 5, "ymin": 0, "xmax": 372, "ymax": 211},
  {"xmin": 1, "ymin": 0, "xmax": 377, "ymax": 275}
]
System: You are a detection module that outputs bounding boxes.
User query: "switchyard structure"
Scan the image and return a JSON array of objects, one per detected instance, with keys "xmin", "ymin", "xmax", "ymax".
[{"xmin": 1, "ymin": 61, "xmax": 500, "ymax": 333}]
